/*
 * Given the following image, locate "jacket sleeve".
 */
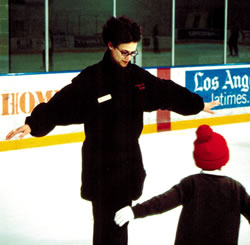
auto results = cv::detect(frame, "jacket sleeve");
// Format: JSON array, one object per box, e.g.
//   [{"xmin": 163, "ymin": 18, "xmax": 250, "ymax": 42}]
[
  {"xmin": 138, "ymin": 68, "xmax": 204, "ymax": 115},
  {"xmin": 240, "ymin": 185, "xmax": 250, "ymax": 224},
  {"xmin": 132, "ymin": 175, "xmax": 195, "ymax": 218},
  {"xmin": 25, "ymin": 70, "xmax": 90, "ymax": 137},
  {"xmin": 132, "ymin": 185, "xmax": 182, "ymax": 218}
]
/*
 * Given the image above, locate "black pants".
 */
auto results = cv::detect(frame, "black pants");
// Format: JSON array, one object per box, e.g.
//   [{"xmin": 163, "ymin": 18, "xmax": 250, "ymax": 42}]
[{"xmin": 92, "ymin": 195, "xmax": 131, "ymax": 245}]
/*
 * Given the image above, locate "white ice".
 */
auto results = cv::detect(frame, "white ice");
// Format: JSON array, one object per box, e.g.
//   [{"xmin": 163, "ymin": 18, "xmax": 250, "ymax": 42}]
[{"xmin": 0, "ymin": 122, "xmax": 249, "ymax": 245}]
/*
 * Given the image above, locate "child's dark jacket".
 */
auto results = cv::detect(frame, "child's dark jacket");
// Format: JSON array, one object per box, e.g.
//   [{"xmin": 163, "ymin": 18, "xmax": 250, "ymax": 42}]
[{"xmin": 133, "ymin": 173, "xmax": 250, "ymax": 245}]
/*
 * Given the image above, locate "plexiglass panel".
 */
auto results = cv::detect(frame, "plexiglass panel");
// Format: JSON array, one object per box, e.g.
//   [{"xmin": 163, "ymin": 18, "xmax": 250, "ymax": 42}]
[
  {"xmin": 49, "ymin": 0, "xmax": 112, "ymax": 72},
  {"xmin": 8, "ymin": 0, "xmax": 112, "ymax": 73},
  {"xmin": 175, "ymin": 0, "xmax": 225, "ymax": 66},
  {"xmin": 2, "ymin": 0, "xmax": 250, "ymax": 74},
  {"xmin": 9, "ymin": 0, "xmax": 45, "ymax": 73},
  {"xmin": 117, "ymin": 0, "xmax": 172, "ymax": 67},
  {"xmin": 227, "ymin": 0, "xmax": 250, "ymax": 64}
]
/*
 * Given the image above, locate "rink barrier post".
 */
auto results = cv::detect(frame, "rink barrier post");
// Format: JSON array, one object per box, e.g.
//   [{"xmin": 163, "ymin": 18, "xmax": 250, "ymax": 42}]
[{"xmin": 157, "ymin": 68, "xmax": 171, "ymax": 131}]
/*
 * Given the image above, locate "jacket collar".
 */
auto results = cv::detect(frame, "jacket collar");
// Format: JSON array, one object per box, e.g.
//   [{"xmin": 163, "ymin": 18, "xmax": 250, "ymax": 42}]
[
  {"xmin": 102, "ymin": 49, "xmax": 132, "ymax": 73},
  {"xmin": 200, "ymin": 169, "xmax": 224, "ymax": 176}
]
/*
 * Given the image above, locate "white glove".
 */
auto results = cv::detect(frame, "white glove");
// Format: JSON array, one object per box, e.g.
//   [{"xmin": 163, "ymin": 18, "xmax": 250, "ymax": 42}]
[{"xmin": 114, "ymin": 206, "xmax": 135, "ymax": 227}]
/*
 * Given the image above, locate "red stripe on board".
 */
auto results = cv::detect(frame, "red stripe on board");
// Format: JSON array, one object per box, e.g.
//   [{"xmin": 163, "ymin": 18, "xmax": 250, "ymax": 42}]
[{"xmin": 157, "ymin": 68, "xmax": 171, "ymax": 131}]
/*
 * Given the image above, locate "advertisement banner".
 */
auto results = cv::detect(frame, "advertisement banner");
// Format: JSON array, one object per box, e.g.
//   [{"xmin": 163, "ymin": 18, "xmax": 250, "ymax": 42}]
[
  {"xmin": 186, "ymin": 67, "xmax": 250, "ymax": 109},
  {"xmin": 0, "ymin": 70, "xmax": 158, "ymax": 143}
]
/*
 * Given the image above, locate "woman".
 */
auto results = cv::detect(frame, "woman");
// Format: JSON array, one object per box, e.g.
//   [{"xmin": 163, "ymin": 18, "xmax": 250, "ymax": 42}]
[{"xmin": 6, "ymin": 16, "xmax": 218, "ymax": 245}]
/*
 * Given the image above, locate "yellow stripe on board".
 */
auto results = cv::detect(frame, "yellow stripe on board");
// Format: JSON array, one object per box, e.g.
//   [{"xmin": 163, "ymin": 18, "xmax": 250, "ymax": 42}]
[
  {"xmin": 171, "ymin": 113, "xmax": 250, "ymax": 131},
  {"xmin": 142, "ymin": 123, "xmax": 157, "ymax": 134},
  {"xmin": 0, "ymin": 124, "xmax": 158, "ymax": 152},
  {"xmin": 0, "ymin": 132, "xmax": 85, "ymax": 152},
  {"xmin": 1, "ymin": 114, "xmax": 250, "ymax": 152}
]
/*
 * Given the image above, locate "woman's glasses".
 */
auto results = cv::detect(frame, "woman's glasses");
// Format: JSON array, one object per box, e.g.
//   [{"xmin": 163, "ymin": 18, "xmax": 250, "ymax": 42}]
[{"xmin": 117, "ymin": 47, "xmax": 138, "ymax": 57}]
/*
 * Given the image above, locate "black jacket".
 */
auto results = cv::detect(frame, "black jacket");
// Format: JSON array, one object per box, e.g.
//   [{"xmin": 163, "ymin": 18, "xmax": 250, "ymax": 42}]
[
  {"xmin": 133, "ymin": 173, "xmax": 250, "ymax": 245},
  {"xmin": 26, "ymin": 50, "xmax": 204, "ymax": 201}
]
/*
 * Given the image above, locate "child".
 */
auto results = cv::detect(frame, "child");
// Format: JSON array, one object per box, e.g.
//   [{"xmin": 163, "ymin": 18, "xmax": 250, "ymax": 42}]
[{"xmin": 114, "ymin": 124, "xmax": 250, "ymax": 245}]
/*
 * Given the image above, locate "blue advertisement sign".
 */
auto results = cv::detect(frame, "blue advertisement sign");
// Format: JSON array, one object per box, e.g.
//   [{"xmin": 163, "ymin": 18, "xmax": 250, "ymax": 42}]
[{"xmin": 186, "ymin": 68, "xmax": 250, "ymax": 109}]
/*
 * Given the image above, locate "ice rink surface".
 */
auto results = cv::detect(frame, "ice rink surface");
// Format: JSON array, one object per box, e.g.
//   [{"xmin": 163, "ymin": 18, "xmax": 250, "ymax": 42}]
[{"xmin": 0, "ymin": 122, "xmax": 249, "ymax": 245}]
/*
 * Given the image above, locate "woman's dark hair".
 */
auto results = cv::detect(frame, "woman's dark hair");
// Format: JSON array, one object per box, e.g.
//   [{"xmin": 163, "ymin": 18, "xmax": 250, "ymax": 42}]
[{"xmin": 102, "ymin": 16, "xmax": 142, "ymax": 47}]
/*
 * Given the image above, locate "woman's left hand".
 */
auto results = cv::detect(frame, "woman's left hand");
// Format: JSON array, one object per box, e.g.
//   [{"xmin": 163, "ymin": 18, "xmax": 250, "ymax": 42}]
[{"xmin": 203, "ymin": 101, "xmax": 220, "ymax": 114}]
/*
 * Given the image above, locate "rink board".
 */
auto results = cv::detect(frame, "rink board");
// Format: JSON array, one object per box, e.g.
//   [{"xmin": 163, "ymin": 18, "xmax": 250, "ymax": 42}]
[{"xmin": 1, "ymin": 63, "xmax": 250, "ymax": 151}]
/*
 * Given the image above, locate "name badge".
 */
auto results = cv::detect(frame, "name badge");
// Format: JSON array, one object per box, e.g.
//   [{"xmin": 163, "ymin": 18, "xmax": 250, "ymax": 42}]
[{"xmin": 98, "ymin": 94, "xmax": 112, "ymax": 103}]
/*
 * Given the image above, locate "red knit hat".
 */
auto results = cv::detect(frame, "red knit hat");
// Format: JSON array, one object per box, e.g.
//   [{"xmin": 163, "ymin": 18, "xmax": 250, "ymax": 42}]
[{"xmin": 193, "ymin": 125, "xmax": 229, "ymax": 170}]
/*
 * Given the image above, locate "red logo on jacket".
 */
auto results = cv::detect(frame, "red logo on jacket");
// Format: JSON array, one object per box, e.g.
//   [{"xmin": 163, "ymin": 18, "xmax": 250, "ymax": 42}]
[{"xmin": 135, "ymin": 83, "xmax": 145, "ymax": 90}]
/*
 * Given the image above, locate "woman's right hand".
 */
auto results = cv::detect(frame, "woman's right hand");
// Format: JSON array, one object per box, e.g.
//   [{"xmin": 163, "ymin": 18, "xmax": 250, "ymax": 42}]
[{"xmin": 6, "ymin": 124, "xmax": 31, "ymax": 140}]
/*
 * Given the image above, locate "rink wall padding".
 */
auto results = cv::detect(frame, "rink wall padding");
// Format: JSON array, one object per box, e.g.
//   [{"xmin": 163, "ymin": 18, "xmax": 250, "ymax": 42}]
[{"xmin": 1, "ymin": 63, "xmax": 250, "ymax": 152}]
